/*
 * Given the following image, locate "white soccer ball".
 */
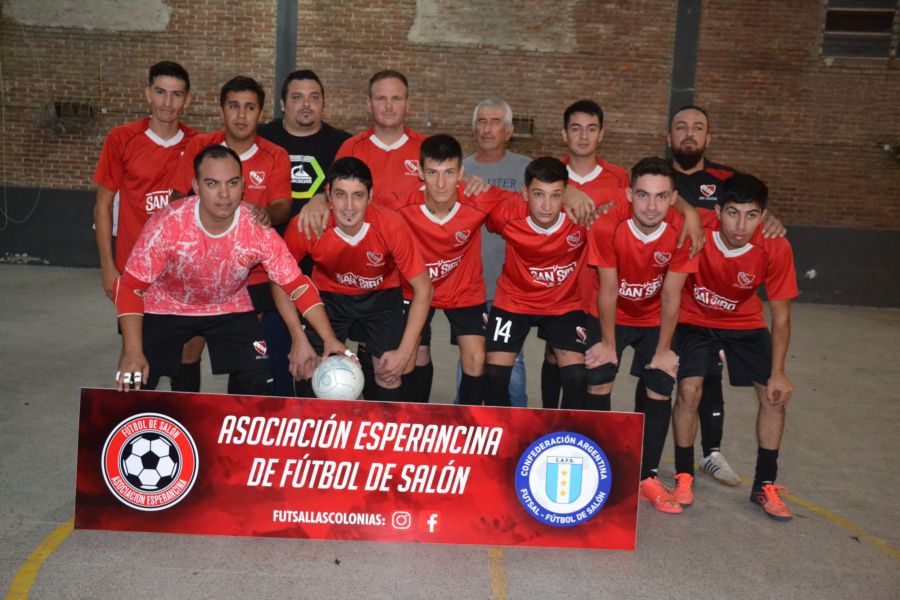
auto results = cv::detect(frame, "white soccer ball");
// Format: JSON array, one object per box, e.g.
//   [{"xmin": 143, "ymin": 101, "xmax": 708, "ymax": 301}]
[
  {"xmin": 312, "ymin": 355, "xmax": 365, "ymax": 400},
  {"xmin": 121, "ymin": 433, "xmax": 180, "ymax": 491}
]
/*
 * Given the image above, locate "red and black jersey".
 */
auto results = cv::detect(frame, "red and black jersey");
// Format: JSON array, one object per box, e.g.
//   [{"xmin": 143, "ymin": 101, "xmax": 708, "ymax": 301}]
[
  {"xmin": 395, "ymin": 185, "xmax": 517, "ymax": 308},
  {"xmin": 672, "ymin": 158, "xmax": 735, "ymax": 216},
  {"xmin": 93, "ymin": 117, "xmax": 198, "ymax": 272},
  {"xmin": 587, "ymin": 202, "xmax": 697, "ymax": 326},
  {"xmin": 335, "ymin": 127, "xmax": 427, "ymax": 207},
  {"xmin": 487, "ymin": 197, "xmax": 588, "ymax": 316},
  {"xmin": 680, "ymin": 229, "xmax": 798, "ymax": 330},
  {"xmin": 283, "ymin": 203, "xmax": 426, "ymax": 295}
]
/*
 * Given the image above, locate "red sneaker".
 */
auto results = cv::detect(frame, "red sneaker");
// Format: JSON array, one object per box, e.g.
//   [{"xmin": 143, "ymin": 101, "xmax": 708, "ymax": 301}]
[
  {"xmin": 672, "ymin": 473, "xmax": 694, "ymax": 506},
  {"xmin": 639, "ymin": 477, "xmax": 683, "ymax": 514},
  {"xmin": 751, "ymin": 483, "xmax": 793, "ymax": 521}
]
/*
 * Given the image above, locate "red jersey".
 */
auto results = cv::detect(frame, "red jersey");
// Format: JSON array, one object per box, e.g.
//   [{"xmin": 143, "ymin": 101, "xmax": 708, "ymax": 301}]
[
  {"xmin": 283, "ymin": 203, "xmax": 426, "ymax": 295},
  {"xmin": 124, "ymin": 198, "xmax": 315, "ymax": 316},
  {"xmin": 174, "ymin": 131, "xmax": 292, "ymax": 286},
  {"xmin": 335, "ymin": 127, "xmax": 427, "ymax": 206},
  {"xmin": 680, "ymin": 229, "xmax": 798, "ymax": 329},
  {"xmin": 587, "ymin": 203, "xmax": 697, "ymax": 326},
  {"xmin": 564, "ymin": 156, "xmax": 629, "ymax": 206},
  {"xmin": 93, "ymin": 117, "xmax": 198, "ymax": 272},
  {"xmin": 487, "ymin": 197, "xmax": 587, "ymax": 316},
  {"xmin": 395, "ymin": 185, "xmax": 517, "ymax": 308}
]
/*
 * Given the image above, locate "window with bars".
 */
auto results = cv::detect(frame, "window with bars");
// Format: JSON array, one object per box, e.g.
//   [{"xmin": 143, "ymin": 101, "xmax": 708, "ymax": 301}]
[{"xmin": 823, "ymin": 0, "xmax": 899, "ymax": 58}]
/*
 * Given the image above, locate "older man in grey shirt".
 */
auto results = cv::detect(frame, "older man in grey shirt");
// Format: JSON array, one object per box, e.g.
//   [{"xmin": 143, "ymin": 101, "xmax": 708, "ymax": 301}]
[{"xmin": 461, "ymin": 98, "xmax": 531, "ymax": 407}]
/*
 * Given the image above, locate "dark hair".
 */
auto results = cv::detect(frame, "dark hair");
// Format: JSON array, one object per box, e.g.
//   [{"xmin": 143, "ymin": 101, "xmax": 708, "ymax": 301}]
[
  {"xmin": 630, "ymin": 156, "xmax": 675, "ymax": 188},
  {"xmin": 368, "ymin": 70, "xmax": 408, "ymax": 96},
  {"xmin": 280, "ymin": 69, "xmax": 324, "ymax": 103},
  {"xmin": 420, "ymin": 134, "xmax": 462, "ymax": 166},
  {"xmin": 564, "ymin": 99, "xmax": 603, "ymax": 129},
  {"xmin": 149, "ymin": 61, "xmax": 190, "ymax": 92},
  {"xmin": 193, "ymin": 144, "xmax": 242, "ymax": 180},
  {"xmin": 720, "ymin": 173, "xmax": 768, "ymax": 211},
  {"xmin": 670, "ymin": 104, "xmax": 710, "ymax": 130},
  {"xmin": 219, "ymin": 76, "xmax": 265, "ymax": 110},
  {"xmin": 524, "ymin": 156, "xmax": 568, "ymax": 187},
  {"xmin": 328, "ymin": 157, "xmax": 373, "ymax": 192}
]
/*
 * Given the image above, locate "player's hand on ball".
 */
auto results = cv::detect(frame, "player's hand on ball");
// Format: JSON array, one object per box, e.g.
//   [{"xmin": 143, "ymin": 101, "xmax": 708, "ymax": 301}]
[
  {"xmin": 585, "ymin": 341, "xmax": 617, "ymax": 369},
  {"xmin": 766, "ymin": 372, "xmax": 794, "ymax": 407},
  {"xmin": 116, "ymin": 351, "xmax": 149, "ymax": 392},
  {"xmin": 323, "ymin": 338, "xmax": 353, "ymax": 360},
  {"xmin": 647, "ymin": 349, "xmax": 679, "ymax": 379}
]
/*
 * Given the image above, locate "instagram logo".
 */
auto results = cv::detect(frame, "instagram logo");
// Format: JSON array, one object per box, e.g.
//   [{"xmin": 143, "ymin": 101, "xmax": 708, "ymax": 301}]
[{"xmin": 391, "ymin": 511, "xmax": 412, "ymax": 530}]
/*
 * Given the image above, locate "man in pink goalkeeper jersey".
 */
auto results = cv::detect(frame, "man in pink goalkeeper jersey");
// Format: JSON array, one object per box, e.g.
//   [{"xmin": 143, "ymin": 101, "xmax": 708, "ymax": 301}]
[{"xmin": 113, "ymin": 145, "xmax": 345, "ymax": 394}]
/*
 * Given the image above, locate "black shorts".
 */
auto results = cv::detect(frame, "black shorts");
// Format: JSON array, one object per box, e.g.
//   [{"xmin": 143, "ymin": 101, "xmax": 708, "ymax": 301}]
[
  {"xmin": 485, "ymin": 306, "xmax": 587, "ymax": 355},
  {"xmin": 248, "ymin": 282, "xmax": 276, "ymax": 314},
  {"xmin": 142, "ymin": 312, "xmax": 269, "ymax": 378},
  {"xmin": 585, "ymin": 319, "xmax": 674, "ymax": 396},
  {"xmin": 306, "ymin": 288, "xmax": 403, "ymax": 358},
  {"xmin": 675, "ymin": 324, "xmax": 771, "ymax": 387},
  {"xmin": 403, "ymin": 301, "xmax": 487, "ymax": 346}
]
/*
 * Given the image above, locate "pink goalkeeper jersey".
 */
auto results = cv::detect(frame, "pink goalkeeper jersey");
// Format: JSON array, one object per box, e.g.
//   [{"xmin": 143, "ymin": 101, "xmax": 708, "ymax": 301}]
[{"xmin": 124, "ymin": 198, "xmax": 311, "ymax": 316}]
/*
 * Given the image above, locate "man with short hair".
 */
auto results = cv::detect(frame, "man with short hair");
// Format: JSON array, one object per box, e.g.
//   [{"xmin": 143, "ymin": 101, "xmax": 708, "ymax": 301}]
[
  {"xmin": 114, "ymin": 145, "xmax": 344, "ymax": 394},
  {"xmin": 671, "ymin": 173, "xmax": 798, "ymax": 520},
  {"xmin": 93, "ymin": 61, "xmax": 198, "ymax": 390},
  {"xmin": 585, "ymin": 157, "xmax": 697, "ymax": 514},
  {"xmin": 462, "ymin": 98, "xmax": 532, "ymax": 407},
  {"xmin": 276, "ymin": 157, "xmax": 433, "ymax": 402},
  {"xmin": 667, "ymin": 105, "xmax": 786, "ymax": 486},
  {"xmin": 257, "ymin": 69, "xmax": 351, "ymax": 396},
  {"xmin": 484, "ymin": 157, "xmax": 590, "ymax": 409}
]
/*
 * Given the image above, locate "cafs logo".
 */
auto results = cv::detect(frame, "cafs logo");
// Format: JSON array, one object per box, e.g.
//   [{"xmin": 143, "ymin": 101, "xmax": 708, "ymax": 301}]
[
  {"xmin": 515, "ymin": 432, "xmax": 612, "ymax": 527},
  {"xmin": 101, "ymin": 413, "xmax": 198, "ymax": 511}
]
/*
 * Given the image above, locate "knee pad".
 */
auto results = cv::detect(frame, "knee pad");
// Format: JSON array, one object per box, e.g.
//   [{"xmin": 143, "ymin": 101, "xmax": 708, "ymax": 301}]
[
  {"xmin": 643, "ymin": 368, "xmax": 675, "ymax": 398},
  {"xmin": 586, "ymin": 363, "xmax": 617, "ymax": 387}
]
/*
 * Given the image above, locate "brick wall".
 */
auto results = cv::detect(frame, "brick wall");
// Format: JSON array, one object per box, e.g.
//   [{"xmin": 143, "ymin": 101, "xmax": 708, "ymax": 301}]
[{"xmin": 1, "ymin": 0, "xmax": 897, "ymax": 229}]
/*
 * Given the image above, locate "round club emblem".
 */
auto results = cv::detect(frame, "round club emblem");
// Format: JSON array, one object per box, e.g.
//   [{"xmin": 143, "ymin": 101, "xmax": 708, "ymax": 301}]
[
  {"xmin": 101, "ymin": 413, "xmax": 198, "ymax": 511},
  {"xmin": 515, "ymin": 431, "xmax": 612, "ymax": 527}
]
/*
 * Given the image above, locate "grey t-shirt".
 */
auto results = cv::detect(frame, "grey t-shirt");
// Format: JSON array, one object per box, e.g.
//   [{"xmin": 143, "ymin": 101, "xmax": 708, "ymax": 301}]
[{"xmin": 462, "ymin": 151, "xmax": 532, "ymax": 300}]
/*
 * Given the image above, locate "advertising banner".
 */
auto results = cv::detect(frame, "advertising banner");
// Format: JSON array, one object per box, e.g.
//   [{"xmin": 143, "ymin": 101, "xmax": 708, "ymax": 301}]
[{"xmin": 76, "ymin": 388, "xmax": 643, "ymax": 550}]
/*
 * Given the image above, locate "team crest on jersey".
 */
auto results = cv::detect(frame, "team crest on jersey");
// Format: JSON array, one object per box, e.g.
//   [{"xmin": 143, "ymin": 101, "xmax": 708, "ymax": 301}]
[
  {"xmin": 404, "ymin": 159, "xmax": 419, "ymax": 175},
  {"xmin": 736, "ymin": 271, "xmax": 756, "ymax": 288},
  {"xmin": 249, "ymin": 171, "xmax": 266, "ymax": 187},
  {"xmin": 700, "ymin": 184, "xmax": 716, "ymax": 198},
  {"xmin": 454, "ymin": 230, "xmax": 471, "ymax": 246},
  {"xmin": 253, "ymin": 341, "xmax": 268, "ymax": 357},
  {"xmin": 566, "ymin": 231, "xmax": 583, "ymax": 248},
  {"xmin": 235, "ymin": 250, "xmax": 257, "ymax": 268},
  {"xmin": 653, "ymin": 252, "xmax": 672, "ymax": 267},
  {"xmin": 366, "ymin": 252, "xmax": 385, "ymax": 267},
  {"xmin": 575, "ymin": 326, "xmax": 587, "ymax": 344},
  {"xmin": 101, "ymin": 413, "xmax": 198, "ymax": 512}
]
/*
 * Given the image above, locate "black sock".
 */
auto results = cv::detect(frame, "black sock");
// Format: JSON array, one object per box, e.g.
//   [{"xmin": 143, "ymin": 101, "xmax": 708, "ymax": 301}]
[
  {"xmin": 559, "ymin": 364, "xmax": 587, "ymax": 410},
  {"xmin": 699, "ymin": 375, "xmax": 724, "ymax": 456},
  {"xmin": 754, "ymin": 447, "xmax": 779, "ymax": 485},
  {"xmin": 484, "ymin": 364, "xmax": 512, "ymax": 406},
  {"xmin": 170, "ymin": 360, "xmax": 201, "ymax": 392},
  {"xmin": 541, "ymin": 358, "xmax": 561, "ymax": 409},
  {"xmin": 641, "ymin": 396, "xmax": 673, "ymax": 480},
  {"xmin": 373, "ymin": 383, "xmax": 401, "ymax": 402},
  {"xmin": 633, "ymin": 380, "xmax": 646, "ymax": 413},
  {"xmin": 586, "ymin": 392, "xmax": 611, "ymax": 411},
  {"xmin": 675, "ymin": 445, "xmax": 695, "ymax": 476},
  {"xmin": 357, "ymin": 346, "xmax": 376, "ymax": 400},
  {"xmin": 294, "ymin": 378, "xmax": 315, "ymax": 399},
  {"xmin": 418, "ymin": 362, "xmax": 434, "ymax": 402},
  {"xmin": 459, "ymin": 373, "xmax": 484, "ymax": 406}
]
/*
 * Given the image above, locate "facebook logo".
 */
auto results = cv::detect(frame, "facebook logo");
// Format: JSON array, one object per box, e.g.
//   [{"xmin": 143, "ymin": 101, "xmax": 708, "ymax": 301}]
[{"xmin": 420, "ymin": 512, "xmax": 440, "ymax": 534}]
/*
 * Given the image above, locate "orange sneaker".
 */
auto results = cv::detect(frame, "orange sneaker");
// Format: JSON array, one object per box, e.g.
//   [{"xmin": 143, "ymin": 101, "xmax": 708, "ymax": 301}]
[
  {"xmin": 751, "ymin": 483, "xmax": 793, "ymax": 521},
  {"xmin": 672, "ymin": 473, "xmax": 694, "ymax": 506},
  {"xmin": 639, "ymin": 477, "xmax": 683, "ymax": 514}
]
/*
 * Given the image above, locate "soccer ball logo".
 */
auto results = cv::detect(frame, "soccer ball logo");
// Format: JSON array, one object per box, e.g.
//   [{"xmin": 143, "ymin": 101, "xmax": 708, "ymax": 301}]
[
  {"xmin": 121, "ymin": 433, "xmax": 180, "ymax": 492},
  {"xmin": 312, "ymin": 355, "xmax": 365, "ymax": 400}
]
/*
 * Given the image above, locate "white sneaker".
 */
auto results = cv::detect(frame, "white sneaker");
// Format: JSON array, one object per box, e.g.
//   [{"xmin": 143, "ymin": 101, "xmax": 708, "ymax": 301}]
[{"xmin": 699, "ymin": 451, "xmax": 741, "ymax": 486}]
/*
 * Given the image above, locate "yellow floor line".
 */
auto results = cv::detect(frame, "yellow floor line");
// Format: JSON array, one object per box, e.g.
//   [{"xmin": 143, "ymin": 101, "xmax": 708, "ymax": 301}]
[
  {"xmin": 488, "ymin": 546, "xmax": 507, "ymax": 600},
  {"xmin": 4, "ymin": 518, "xmax": 74, "ymax": 600}
]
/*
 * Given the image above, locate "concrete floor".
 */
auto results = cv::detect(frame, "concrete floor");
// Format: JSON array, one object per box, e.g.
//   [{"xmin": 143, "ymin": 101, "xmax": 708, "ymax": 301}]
[{"xmin": 1, "ymin": 264, "xmax": 897, "ymax": 599}]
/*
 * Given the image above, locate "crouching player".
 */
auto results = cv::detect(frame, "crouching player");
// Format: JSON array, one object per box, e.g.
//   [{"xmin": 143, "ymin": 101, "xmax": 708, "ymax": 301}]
[
  {"xmin": 671, "ymin": 173, "xmax": 798, "ymax": 520},
  {"xmin": 114, "ymin": 145, "xmax": 345, "ymax": 393},
  {"xmin": 485, "ymin": 157, "xmax": 590, "ymax": 408},
  {"xmin": 585, "ymin": 157, "xmax": 697, "ymax": 513},
  {"xmin": 276, "ymin": 157, "xmax": 432, "ymax": 401}
]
